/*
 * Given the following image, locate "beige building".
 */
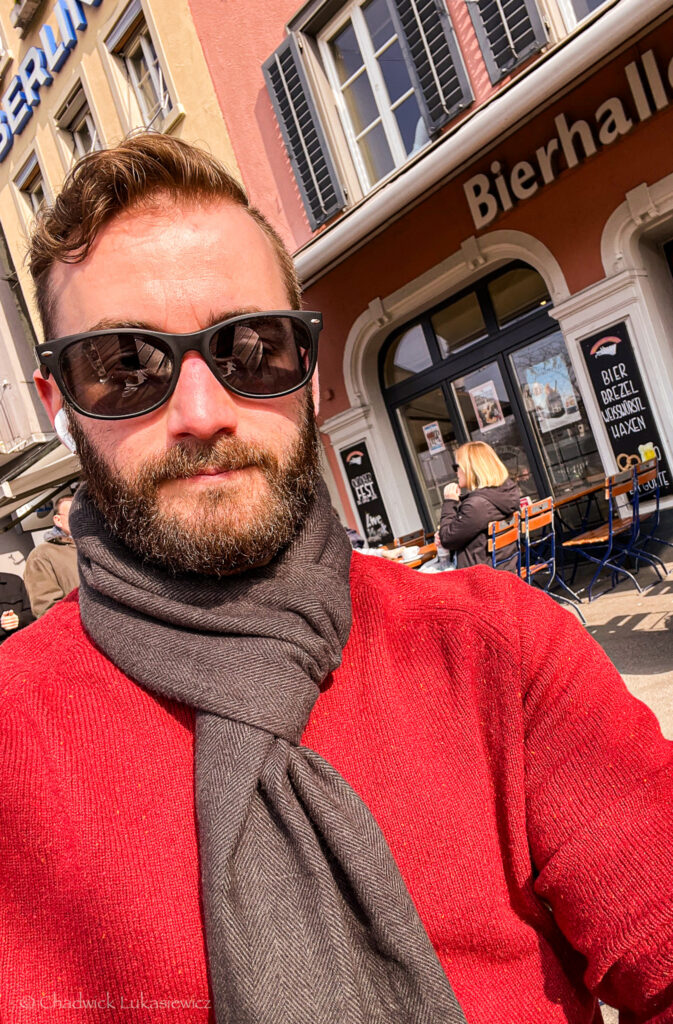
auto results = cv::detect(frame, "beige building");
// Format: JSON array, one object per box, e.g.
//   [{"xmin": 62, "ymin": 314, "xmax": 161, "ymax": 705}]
[{"xmin": 0, "ymin": 0, "xmax": 240, "ymax": 569}]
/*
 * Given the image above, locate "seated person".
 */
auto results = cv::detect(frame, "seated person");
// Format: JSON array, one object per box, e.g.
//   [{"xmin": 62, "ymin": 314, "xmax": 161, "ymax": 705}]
[{"xmin": 438, "ymin": 441, "xmax": 520, "ymax": 569}]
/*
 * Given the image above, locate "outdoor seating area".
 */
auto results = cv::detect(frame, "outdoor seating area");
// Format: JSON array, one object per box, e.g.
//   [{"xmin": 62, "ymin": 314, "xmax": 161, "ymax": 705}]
[
  {"xmin": 350, "ymin": 458, "xmax": 671, "ymax": 626},
  {"xmin": 560, "ymin": 458, "xmax": 672, "ymax": 601},
  {"xmin": 484, "ymin": 458, "xmax": 671, "ymax": 618}
]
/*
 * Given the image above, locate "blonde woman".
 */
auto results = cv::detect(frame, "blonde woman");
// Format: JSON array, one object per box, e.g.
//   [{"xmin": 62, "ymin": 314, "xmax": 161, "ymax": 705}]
[{"xmin": 438, "ymin": 442, "xmax": 520, "ymax": 569}]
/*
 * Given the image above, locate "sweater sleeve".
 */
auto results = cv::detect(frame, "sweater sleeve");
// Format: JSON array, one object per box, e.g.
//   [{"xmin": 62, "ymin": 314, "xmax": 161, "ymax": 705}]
[
  {"xmin": 515, "ymin": 586, "xmax": 673, "ymax": 1021},
  {"xmin": 1, "ymin": 578, "xmax": 34, "ymax": 636},
  {"xmin": 438, "ymin": 494, "xmax": 490, "ymax": 551}
]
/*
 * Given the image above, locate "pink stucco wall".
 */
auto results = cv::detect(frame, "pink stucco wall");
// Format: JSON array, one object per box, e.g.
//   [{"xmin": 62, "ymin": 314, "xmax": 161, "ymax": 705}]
[
  {"xmin": 186, "ymin": 0, "xmax": 313, "ymax": 251},
  {"xmin": 187, "ymin": 0, "xmax": 502, "ymax": 254}
]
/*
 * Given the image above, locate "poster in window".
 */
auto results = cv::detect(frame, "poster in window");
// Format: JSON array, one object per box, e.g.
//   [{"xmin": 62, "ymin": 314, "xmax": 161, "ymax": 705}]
[
  {"xmin": 468, "ymin": 380, "xmax": 504, "ymax": 433},
  {"xmin": 422, "ymin": 421, "xmax": 446, "ymax": 454},
  {"xmin": 524, "ymin": 354, "xmax": 581, "ymax": 433}
]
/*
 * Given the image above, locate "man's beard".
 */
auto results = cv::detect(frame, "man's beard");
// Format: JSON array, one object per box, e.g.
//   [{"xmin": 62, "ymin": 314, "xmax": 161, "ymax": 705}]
[{"xmin": 66, "ymin": 395, "xmax": 323, "ymax": 576}]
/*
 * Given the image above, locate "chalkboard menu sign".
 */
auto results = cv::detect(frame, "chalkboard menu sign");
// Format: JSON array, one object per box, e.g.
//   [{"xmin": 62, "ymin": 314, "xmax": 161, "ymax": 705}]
[
  {"xmin": 340, "ymin": 441, "xmax": 393, "ymax": 545},
  {"xmin": 580, "ymin": 322, "xmax": 671, "ymax": 497}
]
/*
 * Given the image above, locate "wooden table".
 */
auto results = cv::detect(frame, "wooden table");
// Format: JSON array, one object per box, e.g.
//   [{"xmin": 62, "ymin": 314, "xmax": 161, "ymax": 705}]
[
  {"xmin": 554, "ymin": 477, "xmax": 604, "ymax": 509},
  {"xmin": 404, "ymin": 543, "xmax": 438, "ymax": 570}
]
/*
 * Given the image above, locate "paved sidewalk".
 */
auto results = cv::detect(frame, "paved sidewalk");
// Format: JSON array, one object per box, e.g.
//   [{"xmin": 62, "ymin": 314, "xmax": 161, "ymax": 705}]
[
  {"xmin": 580, "ymin": 558, "xmax": 673, "ymax": 739},
  {"xmin": 562, "ymin": 557, "xmax": 672, "ymax": 1024}
]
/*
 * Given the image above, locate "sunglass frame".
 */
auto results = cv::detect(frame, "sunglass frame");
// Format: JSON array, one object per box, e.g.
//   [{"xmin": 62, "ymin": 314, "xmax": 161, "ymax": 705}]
[{"xmin": 36, "ymin": 309, "xmax": 323, "ymax": 420}]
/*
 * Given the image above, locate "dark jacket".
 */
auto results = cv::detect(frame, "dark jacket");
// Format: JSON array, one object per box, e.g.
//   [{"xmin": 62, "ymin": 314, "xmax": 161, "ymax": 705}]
[
  {"xmin": 439, "ymin": 478, "xmax": 520, "ymax": 570},
  {"xmin": 0, "ymin": 572, "xmax": 35, "ymax": 645}
]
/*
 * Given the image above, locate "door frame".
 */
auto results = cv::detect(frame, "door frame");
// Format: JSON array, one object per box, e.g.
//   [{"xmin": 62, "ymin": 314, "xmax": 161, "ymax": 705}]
[{"xmin": 380, "ymin": 266, "xmax": 560, "ymax": 530}]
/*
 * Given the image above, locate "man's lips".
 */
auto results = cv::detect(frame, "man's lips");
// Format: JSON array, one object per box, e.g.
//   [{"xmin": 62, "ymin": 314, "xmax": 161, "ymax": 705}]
[{"xmin": 170, "ymin": 465, "xmax": 256, "ymax": 483}]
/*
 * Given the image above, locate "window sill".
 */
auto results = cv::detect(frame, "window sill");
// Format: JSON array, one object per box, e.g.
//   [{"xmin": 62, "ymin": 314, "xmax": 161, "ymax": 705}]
[
  {"xmin": 0, "ymin": 48, "xmax": 13, "ymax": 80},
  {"xmin": 161, "ymin": 103, "xmax": 185, "ymax": 135},
  {"xmin": 9, "ymin": 0, "xmax": 44, "ymax": 37}
]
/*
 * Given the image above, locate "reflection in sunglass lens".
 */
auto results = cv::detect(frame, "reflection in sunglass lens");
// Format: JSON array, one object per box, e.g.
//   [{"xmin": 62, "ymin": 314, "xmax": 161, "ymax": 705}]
[
  {"xmin": 209, "ymin": 316, "xmax": 310, "ymax": 396},
  {"xmin": 60, "ymin": 333, "xmax": 174, "ymax": 416}
]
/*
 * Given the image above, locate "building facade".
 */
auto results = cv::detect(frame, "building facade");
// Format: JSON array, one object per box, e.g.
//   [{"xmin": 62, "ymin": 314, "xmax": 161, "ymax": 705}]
[
  {"xmin": 189, "ymin": 0, "xmax": 673, "ymax": 543},
  {"xmin": 0, "ymin": 0, "xmax": 241, "ymax": 567}
]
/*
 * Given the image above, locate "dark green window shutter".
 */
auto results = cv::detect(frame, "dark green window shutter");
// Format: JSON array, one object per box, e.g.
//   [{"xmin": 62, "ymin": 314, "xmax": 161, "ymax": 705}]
[
  {"xmin": 390, "ymin": 0, "xmax": 473, "ymax": 133},
  {"xmin": 467, "ymin": 0, "xmax": 547, "ymax": 84},
  {"xmin": 263, "ymin": 35, "xmax": 345, "ymax": 231}
]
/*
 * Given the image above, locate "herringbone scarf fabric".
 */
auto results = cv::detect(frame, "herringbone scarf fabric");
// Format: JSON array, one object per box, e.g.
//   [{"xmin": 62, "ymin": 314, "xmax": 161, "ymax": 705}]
[{"xmin": 71, "ymin": 481, "xmax": 468, "ymax": 1024}]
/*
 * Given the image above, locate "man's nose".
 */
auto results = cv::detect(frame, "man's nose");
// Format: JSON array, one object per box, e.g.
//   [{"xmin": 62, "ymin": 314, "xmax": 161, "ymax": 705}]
[{"xmin": 165, "ymin": 351, "xmax": 239, "ymax": 441}]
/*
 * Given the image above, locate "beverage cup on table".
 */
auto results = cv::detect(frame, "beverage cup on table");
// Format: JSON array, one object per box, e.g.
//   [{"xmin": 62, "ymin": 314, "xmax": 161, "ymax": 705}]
[
  {"xmin": 434, "ymin": 529, "xmax": 453, "ymax": 569},
  {"xmin": 437, "ymin": 545, "xmax": 453, "ymax": 568}
]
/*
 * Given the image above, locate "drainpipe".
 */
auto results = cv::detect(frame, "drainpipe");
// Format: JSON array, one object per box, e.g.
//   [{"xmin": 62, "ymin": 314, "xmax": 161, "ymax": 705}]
[{"xmin": 295, "ymin": 0, "xmax": 672, "ymax": 287}]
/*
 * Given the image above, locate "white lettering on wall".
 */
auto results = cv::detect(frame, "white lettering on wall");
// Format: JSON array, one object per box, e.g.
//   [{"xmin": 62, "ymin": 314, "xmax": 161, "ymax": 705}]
[{"xmin": 463, "ymin": 49, "xmax": 670, "ymax": 230}]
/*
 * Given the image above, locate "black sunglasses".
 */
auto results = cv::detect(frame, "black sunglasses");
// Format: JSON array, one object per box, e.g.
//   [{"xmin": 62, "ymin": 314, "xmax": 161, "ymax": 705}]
[
  {"xmin": 452, "ymin": 462, "xmax": 461, "ymax": 473},
  {"xmin": 36, "ymin": 310, "xmax": 322, "ymax": 420}
]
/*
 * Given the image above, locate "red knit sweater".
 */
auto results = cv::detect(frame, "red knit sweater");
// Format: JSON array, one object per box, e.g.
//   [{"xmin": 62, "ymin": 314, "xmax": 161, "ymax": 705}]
[{"xmin": 1, "ymin": 559, "xmax": 672, "ymax": 1023}]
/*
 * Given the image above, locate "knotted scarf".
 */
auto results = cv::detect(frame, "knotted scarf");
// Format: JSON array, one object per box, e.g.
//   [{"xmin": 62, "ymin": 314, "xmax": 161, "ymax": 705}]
[{"xmin": 71, "ymin": 480, "xmax": 467, "ymax": 1024}]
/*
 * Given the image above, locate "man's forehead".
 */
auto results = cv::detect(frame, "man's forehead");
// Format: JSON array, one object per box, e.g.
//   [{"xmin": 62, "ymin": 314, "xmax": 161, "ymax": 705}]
[{"xmin": 47, "ymin": 199, "xmax": 288, "ymax": 337}]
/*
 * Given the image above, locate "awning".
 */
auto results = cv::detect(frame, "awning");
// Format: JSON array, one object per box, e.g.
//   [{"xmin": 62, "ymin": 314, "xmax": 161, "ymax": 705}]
[
  {"xmin": 0, "ymin": 436, "xmax": 80, "ymax": 531},
  {"xmin": 1, "ymin": 445, "xmax": 80, "ymax": 501}
]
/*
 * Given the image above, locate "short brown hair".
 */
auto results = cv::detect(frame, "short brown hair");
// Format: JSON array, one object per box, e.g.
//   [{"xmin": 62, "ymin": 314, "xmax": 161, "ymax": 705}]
[
  {"xmin": 455, "ymin": 441, "xmax": 509, "ymax": 491},
  {"xmin": 28, "ymin": 132, "xmax": 300, "ymax": 338},
  {"xmin": 53, "ymin": 495, "xmax": 73, "ymax": 515}
]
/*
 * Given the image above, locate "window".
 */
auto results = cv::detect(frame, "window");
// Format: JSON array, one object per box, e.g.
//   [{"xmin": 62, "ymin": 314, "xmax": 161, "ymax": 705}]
[
  {"xmin": 557, "ymin": 0, "xmax": 610, "ymax": 29},
  {"xmin": 383, "ymin": 323, "xmax": 433, "ymax": 386},
  {"xmin": 108, "ymin": 6, "xmax": 173, "ymax": 130},
  {"xmin": 15, "ymin": 154, "xmax": 47, "ymax": 218},
  {"xmin": 56, "ymin": 87, "xmax": 101, "ymax": 161},
  {"xmin": 466, "ymin": 0, "xmax": 547, "ymax": 83},
  {"xmin": 320, "ymin": 0, "xmax": 430, "ymax": 190},
  {"xmin": 264, "ymin": 0, "xmax": 473, "ymax": 223},
  {"xmin": 0, "ymin": 24, "xmax": 11, "ymax": 78}
]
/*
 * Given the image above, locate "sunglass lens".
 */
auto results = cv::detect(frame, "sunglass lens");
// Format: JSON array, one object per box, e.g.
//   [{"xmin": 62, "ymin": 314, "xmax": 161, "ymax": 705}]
[
  {"xmin": 60, "ymin": 333, "xmax": 174, "ymax": 416},
  {"xmin": 209, "ymin": 316, "xmax": 311, "ymax": 397}
]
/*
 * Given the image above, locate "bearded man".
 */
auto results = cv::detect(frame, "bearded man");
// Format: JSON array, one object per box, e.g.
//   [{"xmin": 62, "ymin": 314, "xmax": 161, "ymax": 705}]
[{"xmin": 1, "ymin": 134, "xmax": 671, "ymax": 1024}]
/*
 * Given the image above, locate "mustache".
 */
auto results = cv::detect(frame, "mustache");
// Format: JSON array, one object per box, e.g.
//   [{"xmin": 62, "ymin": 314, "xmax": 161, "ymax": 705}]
[
  {"xmin": 65, "ymin": 408, "xmax": 281, "ymax": 489},
  {"xmin": 135, "ymin": 436, "xmax": 281, "ymax": 488}
]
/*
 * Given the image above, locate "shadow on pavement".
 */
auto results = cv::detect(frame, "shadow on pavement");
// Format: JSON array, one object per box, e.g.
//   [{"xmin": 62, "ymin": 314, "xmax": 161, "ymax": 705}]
[{"xmin": 586, "ymin": 612, "xmax": 673, "ymax": 676}]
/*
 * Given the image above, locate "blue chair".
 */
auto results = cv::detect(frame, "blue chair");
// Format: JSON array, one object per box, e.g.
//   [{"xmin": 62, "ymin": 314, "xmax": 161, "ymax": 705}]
[
  {"xmin": 562, "ymin": 466, "xmax": 665, "ymax": 601},
  {"xmin": 521, "ymin": 497, "xmax": 585, "ymax": 623},
  {"xmin": 488, "ymin": 512, "xmax": 521, "ymax": 575},
  {"xmin": 631, "ymin": 458, "xmax": 673, "ymax": 573}
]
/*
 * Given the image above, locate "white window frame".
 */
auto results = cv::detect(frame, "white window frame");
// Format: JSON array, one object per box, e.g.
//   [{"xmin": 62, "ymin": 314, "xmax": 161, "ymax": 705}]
[
  {"xmin": 106, "ymin": 4, "xmax": 175, "ymax": 133},
  {"xmin": 318, "ymin": 0, "xmax": 422, "ymax": 193},
  {"xmin": 14, "ymin": 152, "xmax": 49, "ymax": 222},
  {"xmin": 555, "ymin": 0, "xmax": 611, "ymax": 32},
  {"xmin": 56, "ymin": 86, "xmax": 101, "ymax": 163},
  {"xmin": 123, "ymin": 23, "xmax": 172, "ymax": 128},
  {"xmin": 122, "ymin": 23, "xmax": 172, "ymax": 129},
  {"xmin": 0, "ymin": 23, "xmax": 12, "ymax": 79}
]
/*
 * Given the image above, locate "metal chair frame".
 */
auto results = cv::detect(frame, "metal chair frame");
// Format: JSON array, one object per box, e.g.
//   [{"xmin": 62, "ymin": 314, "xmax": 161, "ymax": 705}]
[
  {"xmin": 488, "ymin": 512, "xmax": 521, "ymax": 575},
  {"xmin": 521, "ymin": 498, "xmax": 586, "ymax": 623},
  {"xmin": 562, "ymin": 464, "xmax": 665, "ymax": 601},
  {"xmin": 631, "ymin": 458, "xmax": 673, "ymax": 571}
]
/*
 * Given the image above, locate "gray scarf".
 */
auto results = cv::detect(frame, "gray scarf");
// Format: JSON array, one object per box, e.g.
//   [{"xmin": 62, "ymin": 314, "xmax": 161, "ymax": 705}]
[{"xmin": 71, "ymin": 481, "xmax": 467, "ymax": 1024}]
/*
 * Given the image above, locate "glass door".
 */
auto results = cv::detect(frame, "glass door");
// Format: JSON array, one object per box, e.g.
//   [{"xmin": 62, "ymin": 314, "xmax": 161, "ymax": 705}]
[
  {"xmin": 395, "ymin": 387, "xmax": 459, "ymax": 527},
  {"xmin": 450, "ymin": 360, "xmax": 538, "ymax": 499},
  {"xmin": 509, "ymin": 330, "xmax": 603, "ymax": 499}
]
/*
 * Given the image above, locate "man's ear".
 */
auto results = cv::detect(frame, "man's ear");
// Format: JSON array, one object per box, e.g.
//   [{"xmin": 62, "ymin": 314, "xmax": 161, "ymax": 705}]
[
  {"xmin": 33, "ymin": 367, "xmax": 63, "ymax": 426},
  {"xmin": 311, "ymin": 368, "xmax": 320, "ymax": 418}
]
